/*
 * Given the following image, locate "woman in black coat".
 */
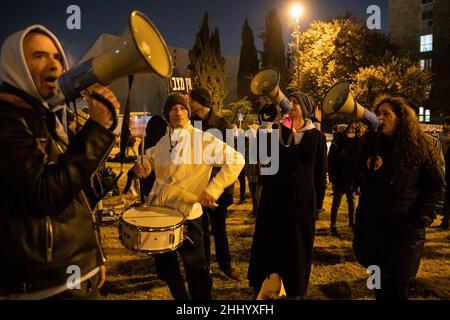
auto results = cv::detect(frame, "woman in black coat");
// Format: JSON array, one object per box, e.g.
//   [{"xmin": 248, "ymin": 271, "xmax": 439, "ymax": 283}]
[
  {"xmin": 353, "ymin": 95, "xmax": 445, "ymax": 300},
  {"xmin": 248, "ymin": 92, "xmax": 327, "ymax": 298}
]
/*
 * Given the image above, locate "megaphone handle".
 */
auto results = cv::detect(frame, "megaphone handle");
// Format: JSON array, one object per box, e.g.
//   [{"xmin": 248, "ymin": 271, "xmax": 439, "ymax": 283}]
[
  {"xmin": 361, "ymin": 108, "xmax": 381, "ymax": 131},
  {"xmin": 279, "ymin": 96, "xmax": 293, "ymax": 115},
  {"xmin": 90, "ymin": 92, "xmax": 118, "ymax": 132}
]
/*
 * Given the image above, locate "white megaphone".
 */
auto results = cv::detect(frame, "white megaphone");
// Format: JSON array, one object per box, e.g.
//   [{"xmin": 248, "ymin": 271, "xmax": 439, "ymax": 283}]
[
  {"xmin": 322, "ymin": 81, "xmax": 380, "ymax": 131},
  {"xmin": 250, "ymin": 68, "xmax": 292, "ymax": 115},
  {"xmin": 48, "ymin": 11, "xmax": 173, "ymax": 108}
]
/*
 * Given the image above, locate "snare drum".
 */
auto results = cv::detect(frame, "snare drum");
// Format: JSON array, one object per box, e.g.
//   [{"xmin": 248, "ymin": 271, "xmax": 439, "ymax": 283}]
[{"xmin": 119, "ymin": 205, "xmax": 185, "ymax": 254}]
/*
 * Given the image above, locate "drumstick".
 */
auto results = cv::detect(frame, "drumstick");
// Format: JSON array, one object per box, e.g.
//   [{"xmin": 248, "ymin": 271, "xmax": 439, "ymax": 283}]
[
  {"xmin": 139, "ymin": 132, "xmax": 145, "ymax": 205},
  {"xmin": 141, "ymin": 132, "xmax": 145, "ymax": 165}
]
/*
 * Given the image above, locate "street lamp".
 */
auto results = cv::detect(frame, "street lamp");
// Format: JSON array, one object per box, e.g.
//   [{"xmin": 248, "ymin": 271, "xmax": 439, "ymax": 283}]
[{"xmin": 290, "ymin": 4, "xmax": 303, "ymax": 90}]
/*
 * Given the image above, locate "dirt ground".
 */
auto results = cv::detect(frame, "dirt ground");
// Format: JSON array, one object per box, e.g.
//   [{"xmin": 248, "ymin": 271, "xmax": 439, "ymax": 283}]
[{"xmin": 99, "ymin": 163, "xmax": 450, "ymax": 300}]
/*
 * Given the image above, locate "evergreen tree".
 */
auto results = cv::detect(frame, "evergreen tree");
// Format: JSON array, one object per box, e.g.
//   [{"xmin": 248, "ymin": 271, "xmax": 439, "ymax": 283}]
[
  {"xmin": 237, "ymin": 18, "xmax": 259, "ymax": 104},
  {"xmin": 210, "ymin": 28, "xmax": 227, "ymax": 110},
  {"xmin": 260, "ymin": 9, "xmax": 287, "ymax": 89},
  {"xmin": 189, "ymin": 12, "xmax": 227, "ymax": 111}
]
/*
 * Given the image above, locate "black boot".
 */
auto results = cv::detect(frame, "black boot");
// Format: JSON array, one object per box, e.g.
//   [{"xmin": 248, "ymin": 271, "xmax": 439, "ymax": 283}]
[
  {"xmin": 167, "ymin": 281, "xmax": 189, "ymax": 300},
  {"xmin": 349, "ymin": 218, "xmax": 355, "ymax": 230},
  {"xmin": 330, "ymin": 226, "xmax": 339, "ymax": 236}
]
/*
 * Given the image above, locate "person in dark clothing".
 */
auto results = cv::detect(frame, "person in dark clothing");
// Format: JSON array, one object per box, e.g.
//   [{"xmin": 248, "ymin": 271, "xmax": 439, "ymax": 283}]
[
  {"xmin": 190, "ymin": 87, "xmax": 242, "ymax": 281},
  {"xmin": 248, "ymin": 91, "xmax": 327, "ymax": 298},
  {"xmin": 237, "ymin": 170, "xmax": 247, "ymax": 203},
  {"xmin": 353, "ymin": 95, "xmax": 445, "ymax": 300},
  {"xmin": 0, "ymin": 26, "xmax": 118, "ymax": 299},
  {"xmin": 246, "ymin": 124, "xmax": 261, "ymax": 217},
  {"xmin": 328, "ymin": 122, "xmax": 363, "ymax": 234},
  {"xmin": 123, "ymin": 115, "xmax": 167, "ymax": 202},
  {"xmin": 436, "ymin": 118, "xmax": 450, "ymax": 229},
  {"xmin": 232, "ymin": 125, "xmax": 247, "ymax": 204},
  {"xmin": 140, "ymin": 115, "xmax": 167, "ymax": 197},
  {"xmin": 438, "ymin": 147, "xmax": 450, "ymax": 229}
]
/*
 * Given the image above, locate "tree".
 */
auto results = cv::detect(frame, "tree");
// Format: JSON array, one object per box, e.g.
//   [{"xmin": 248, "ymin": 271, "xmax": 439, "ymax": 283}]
[
  {"xmin": 226, "ymin": 97, "xmax": 257, "ymax": 129},
  {"xmin": 210, "ymin": 28, "xmax": 228, "ymax": 111},
  {"xmin": 287, "ymin": 18, "xmax": 431, "ymax": 131},
  {"xmin": 289, "ymin": 19, "xmax": 395, "ymax": 105},
  {"xmin": 237, "ymin": 18, "xmax": 259, "ymax": 105},
  {"xmin": 260, "ymin": 9, "xmax": 287, "ymax": 89},
  {"xmin": 352, "ymin": 55, "xmax": 431, "ymax": 109},
  {"xmin": 189, "ymin": 12, "xmax": 227, "ymax": 111}
]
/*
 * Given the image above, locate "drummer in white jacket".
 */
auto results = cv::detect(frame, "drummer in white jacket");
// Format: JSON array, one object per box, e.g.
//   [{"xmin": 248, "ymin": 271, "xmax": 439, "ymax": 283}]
[{"xmin": 135, "ymin": 93, "xmax": 244, "ymax": 300}]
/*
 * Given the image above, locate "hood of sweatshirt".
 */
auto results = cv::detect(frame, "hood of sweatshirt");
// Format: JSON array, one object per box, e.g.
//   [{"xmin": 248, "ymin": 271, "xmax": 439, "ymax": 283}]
[{"xmin": 0, "ymin": 25, "xmax": 69, "ymax": 103}]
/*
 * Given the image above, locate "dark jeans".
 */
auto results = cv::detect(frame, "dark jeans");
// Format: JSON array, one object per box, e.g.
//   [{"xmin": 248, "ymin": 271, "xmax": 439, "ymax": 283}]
[
  {"xmin": 202, "ymin": 204, "xmax": 232, "ymax": 273},
  {"xmin": 48, "ymin": 274, "xmax": 101, "ymax": 300},
  {"xmin": 442, "ymin": 203, "xmax": 450, "ymax": 223},
  {"xmin": 238, "ymin": 170, "xmax": 246, "ymax": 200},
  {"xmin": 248, "ymin": 181, "xmax": 259, "ymax": 216},
  {"xmin": 154, "ymin": 217, "xmax": 212, "ymax": 300},
  {"xmin": 331, "ymin": 185, "xmax": 355, "ymax": 228}
]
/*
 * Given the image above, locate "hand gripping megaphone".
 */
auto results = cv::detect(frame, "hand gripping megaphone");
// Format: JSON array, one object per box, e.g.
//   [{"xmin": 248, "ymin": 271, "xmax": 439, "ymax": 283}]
[
  {"xmin": 322, "ymin": 81, "xmax": 380, "ymax": 131},
  {"xmin": 250, "ymin": 68, "xmax": 292, "ymax": 115},
  {"xmin": 48, "ymin": 11, "xmax": 173, "ymax": 128}
]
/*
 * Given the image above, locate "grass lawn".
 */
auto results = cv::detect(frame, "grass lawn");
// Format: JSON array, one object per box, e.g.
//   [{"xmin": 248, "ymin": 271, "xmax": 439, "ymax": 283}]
[{"xmin": 99, "ymin": 162, "xmax": 450, "ymax": 300}]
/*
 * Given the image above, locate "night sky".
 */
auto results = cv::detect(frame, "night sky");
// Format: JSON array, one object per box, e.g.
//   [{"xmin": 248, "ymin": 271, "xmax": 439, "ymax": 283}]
[{"xmin": 1, "ymin": 0, "xmax": 388, "ymax": 65}]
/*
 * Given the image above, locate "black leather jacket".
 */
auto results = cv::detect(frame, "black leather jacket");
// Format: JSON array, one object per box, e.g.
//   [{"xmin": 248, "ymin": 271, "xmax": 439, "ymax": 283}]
[{"xmin": 0, "ymin": 84, "xmax": 116, "ymax": 294}]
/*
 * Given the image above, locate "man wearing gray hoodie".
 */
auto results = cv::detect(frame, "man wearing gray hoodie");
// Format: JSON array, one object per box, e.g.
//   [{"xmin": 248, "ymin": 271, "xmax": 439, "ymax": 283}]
[{"xmin": 0, "ymin": 26, "xmax": 118, "ymax": 299}]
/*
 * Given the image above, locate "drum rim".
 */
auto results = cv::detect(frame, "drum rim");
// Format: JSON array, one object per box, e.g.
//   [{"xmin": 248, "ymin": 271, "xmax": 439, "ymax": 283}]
[
  {"xmin": 123, "ymin": 204, "xmax": 184, "ymax": 216},
  {"xmin": 119, "ymin": 216, "xmax": 185, "ymax": 232},
  {"xmin": 120, "ymin": 205, "xmax": 186, "ymax": 231}
]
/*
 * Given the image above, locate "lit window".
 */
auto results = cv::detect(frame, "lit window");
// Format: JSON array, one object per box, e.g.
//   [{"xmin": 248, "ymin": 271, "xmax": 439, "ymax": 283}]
[
  {"xmin": 419, "ymin": 107, "xmax": 424, "ymax": 123},
  {"xmin": 425, "ymin": 109, "xmax": 431, "ymax": 123},
  {"xmin": 420, "ymin": 58, "xmax": 432, "ymax": 70},
  {"xmin": 425, "ymin": 85, "xmax": 432, "ymax": 99},
  {"xmin": 420, "ymin": 34, "xmax": 433, "ymax": 52}
]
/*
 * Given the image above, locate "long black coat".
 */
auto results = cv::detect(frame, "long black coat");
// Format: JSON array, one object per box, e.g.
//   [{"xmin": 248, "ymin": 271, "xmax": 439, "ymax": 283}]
[
  {"xmin": 353, "ymin": 132, "xmax": 445, "ymax": 285},
  {"xmin": 247, "ymin": 124, "xmax": 327, "ymax": 296}
]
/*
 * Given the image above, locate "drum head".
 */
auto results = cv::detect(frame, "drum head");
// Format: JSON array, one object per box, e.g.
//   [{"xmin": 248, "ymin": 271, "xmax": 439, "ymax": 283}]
[{"xmin": 122, "ymin": 206, "xmax": 184, "ymax": 228}]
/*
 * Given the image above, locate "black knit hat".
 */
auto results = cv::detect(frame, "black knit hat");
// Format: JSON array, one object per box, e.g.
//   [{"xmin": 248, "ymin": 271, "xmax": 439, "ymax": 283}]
[
  {"xmin": 163, "ymin": 93, "xmax": 190, "ymax": 120},
  {"xmin": 190, "ymin": 87, "xmax": 212, "ymax": 108},
  {"xmin": 288, "ymin": 91, "xmax": 315, "ymax": 119}
]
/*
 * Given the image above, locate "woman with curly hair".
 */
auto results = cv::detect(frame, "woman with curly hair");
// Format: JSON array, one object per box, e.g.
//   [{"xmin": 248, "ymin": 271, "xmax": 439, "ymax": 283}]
[{"xmin": 353, "ymin": 95, "xmax": 445, "ymax": 300}]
